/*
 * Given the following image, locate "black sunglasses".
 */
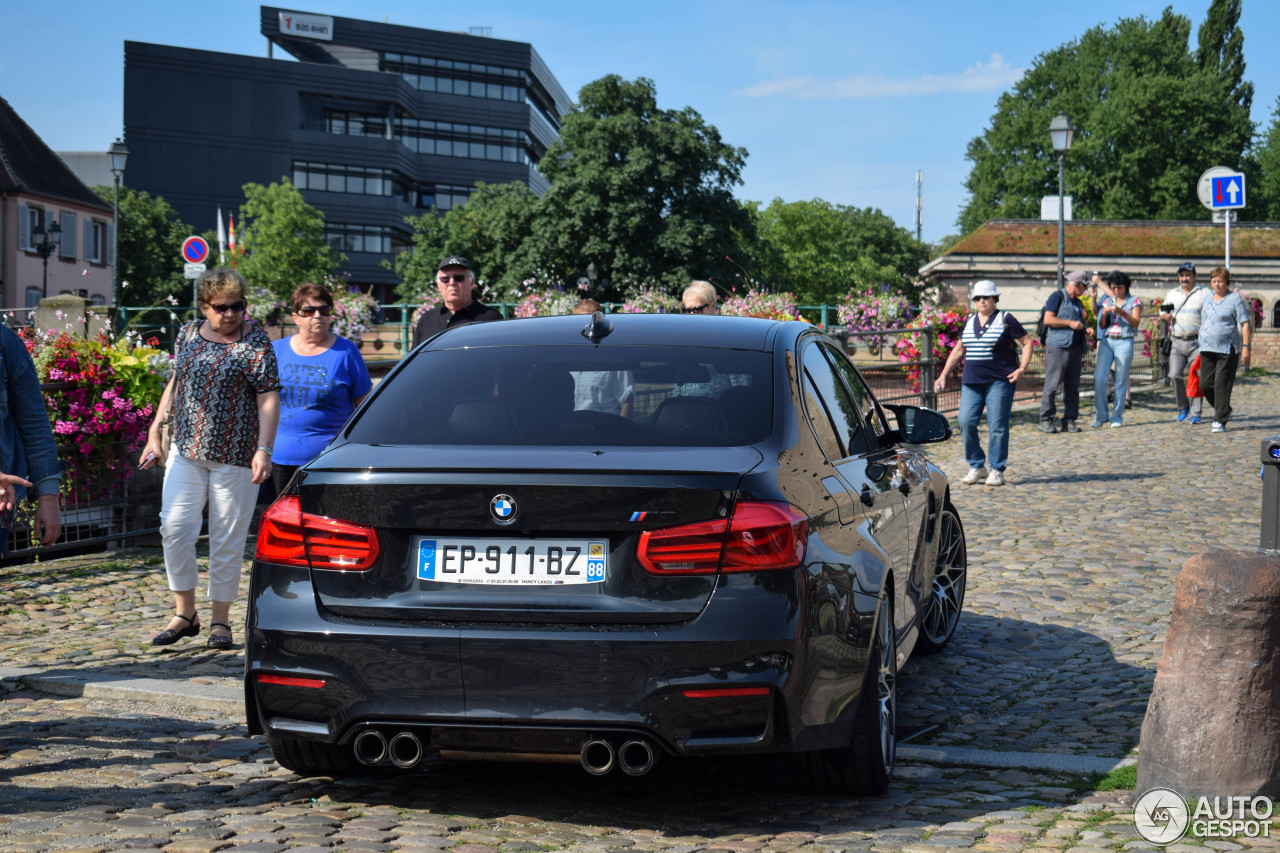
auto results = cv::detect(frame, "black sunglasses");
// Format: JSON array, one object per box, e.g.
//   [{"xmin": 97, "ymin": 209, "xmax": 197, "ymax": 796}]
[
  {"xmin": 295, "ymin": 305, "xmax": 333, "ymax": 317},
  {"xmin": 438, "ymin": 274, "xmax": 470, "ymax": 284},
  {"xmin": 207, "ymin": 300, "xmax": 246, "ymax": 314},
  {"xmin": 681, "ymin": 304, "xmax": 709, "ymax": 314}
]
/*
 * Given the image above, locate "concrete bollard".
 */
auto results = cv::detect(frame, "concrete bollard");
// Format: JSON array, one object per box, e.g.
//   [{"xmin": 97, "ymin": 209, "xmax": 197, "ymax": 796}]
[{"xmin": 1136, "ymin": 550, "xmax": 1280, "ymax": 799}]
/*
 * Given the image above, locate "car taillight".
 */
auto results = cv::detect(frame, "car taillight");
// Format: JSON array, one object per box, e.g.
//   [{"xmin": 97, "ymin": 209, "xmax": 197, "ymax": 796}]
[
  {"xmin": 255, "ymin": 495, "xmax": 381, "ymax": 571},
  {"xmin": 258, "ymin": 673, "xmax": 326, "ymax": 689},
  {"xmin": 638, "ymin": 501, "xmax": 806, "ymax": 575}
]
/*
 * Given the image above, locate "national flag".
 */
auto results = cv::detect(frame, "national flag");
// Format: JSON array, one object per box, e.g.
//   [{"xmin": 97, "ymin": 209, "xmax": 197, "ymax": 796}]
[
  {"xmin": 228, "ymin": 213, "xmax": 238, "ymax": 267},
  {"xmin": 217, "ymin": 207, "xmax": 227, "ymax": 265}
]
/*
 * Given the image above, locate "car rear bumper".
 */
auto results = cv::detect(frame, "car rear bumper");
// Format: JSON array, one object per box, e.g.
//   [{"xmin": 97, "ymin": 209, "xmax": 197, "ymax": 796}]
[{"xmin": 246, "ymin": 562, "xmax": 875, "ymax": 758}]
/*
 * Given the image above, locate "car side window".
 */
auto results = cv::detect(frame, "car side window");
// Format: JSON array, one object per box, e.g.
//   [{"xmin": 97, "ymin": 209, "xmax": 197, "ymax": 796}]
[
  {"xmin": 820, "ymin": 343, "xmax": 887, "ymax": 443},
  {"xmin": 802, "ymin": 369, "xmax": 846, "ymax": 461},
  {"xmin": 801, "ymin": 342, "xmax": 871, "ymax": 459}
]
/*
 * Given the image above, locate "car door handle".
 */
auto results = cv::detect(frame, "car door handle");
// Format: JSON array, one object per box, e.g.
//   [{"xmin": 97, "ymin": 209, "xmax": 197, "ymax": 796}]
[{"xmin": 859, "ymin": 487, "xmax": 876, "ymax": 508}]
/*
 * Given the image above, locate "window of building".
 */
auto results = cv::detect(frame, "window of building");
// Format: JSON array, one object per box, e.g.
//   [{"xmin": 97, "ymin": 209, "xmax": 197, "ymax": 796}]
[
  {"xmin": 324, "ymin": 224, "xmax": 399, "ymax": 255},
  {"xmin": 293, "ymin": 161, "xmax": 410, "ymax": 201},
  {"xmin": 325, "ymin": 110, "xmax": 389, "ymax": 138},
  {"xmin": 20, "ymin": 205, "xmax": 45, "ymax": 251},
  {"xmin": 394, "ymin": 119, "xmax": 535, "ymax": 165},
  {"xmin": 85, "ymin": 220, "xmax": 106, "ymax": 263},
  {"xmin": 382, "ymin": 52, "xmax": 526, "ymax": 106},
  {"xmin": 25, "ymin": 287, "xmax": 42, "ymax": 308},
  {"xmin": 416, "ymin": 184, "xmax": 471, "ymax": 211}
]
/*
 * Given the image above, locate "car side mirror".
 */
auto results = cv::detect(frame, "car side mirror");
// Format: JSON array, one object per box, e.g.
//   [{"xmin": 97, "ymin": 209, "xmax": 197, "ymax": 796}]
[{"xmin": 885, "ymin": 404, "xmax": 952, "ymax": 444}]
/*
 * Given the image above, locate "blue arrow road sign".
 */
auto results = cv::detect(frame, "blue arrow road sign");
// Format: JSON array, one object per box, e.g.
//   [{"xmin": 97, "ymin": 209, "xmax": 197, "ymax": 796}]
[{"xmin": 1210, "ymin": 174, "xmax": 1246, "ymax": 209}]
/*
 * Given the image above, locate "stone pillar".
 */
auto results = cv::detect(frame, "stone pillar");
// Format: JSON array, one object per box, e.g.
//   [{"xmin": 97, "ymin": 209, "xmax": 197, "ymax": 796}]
[
  {"xmin": 34, "ymin": 295, "xmax": 108, "ymax": 339},
  {"xmin": 1136, "ymin": 550, "xmax": 1280, "ymax": 799}
]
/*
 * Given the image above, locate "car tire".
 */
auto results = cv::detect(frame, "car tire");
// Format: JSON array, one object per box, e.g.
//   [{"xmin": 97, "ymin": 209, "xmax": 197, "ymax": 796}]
[
  {"xmin": 793, "ymin": 594, "xmax": 896, "ymax": 795},
  {"xmin": 915, "ymin": 503, "xmax": 967, "ymax": 655},
  {"xmin": 267, "ymin": 734, "xmax": 361, "ymax": 778}
]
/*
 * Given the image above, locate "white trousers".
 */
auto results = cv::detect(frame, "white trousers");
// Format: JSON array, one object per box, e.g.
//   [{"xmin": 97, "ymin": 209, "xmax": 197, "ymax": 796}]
[{"xmin": 159, "ymin": 451, "xmax": 259, "ymax": 602}]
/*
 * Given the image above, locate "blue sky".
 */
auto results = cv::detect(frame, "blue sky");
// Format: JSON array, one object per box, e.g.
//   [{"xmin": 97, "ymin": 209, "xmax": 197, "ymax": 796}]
[{"xmin": 2, "ymin": 1, "xmax": 1277, "ymax": 245}]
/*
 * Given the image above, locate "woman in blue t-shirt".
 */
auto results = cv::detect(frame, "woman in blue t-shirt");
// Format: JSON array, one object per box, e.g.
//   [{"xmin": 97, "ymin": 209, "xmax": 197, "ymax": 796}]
[
  {"xmin": 933, "ymin": 280, "xmax": 1032, "ymax": 487},
  {"xmin": 1090, "ymin": 270, "xmax": 1142, "ymax": 428},
  {"xmin": 271, "ymin": 283, "xmax": 373, "ymax": 495}
]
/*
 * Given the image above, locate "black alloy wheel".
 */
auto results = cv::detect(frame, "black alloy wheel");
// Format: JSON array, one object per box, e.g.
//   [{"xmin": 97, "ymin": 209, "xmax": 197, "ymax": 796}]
[{"xmin": 915, "ymin": 504, "xmax": 966, "ymax": 654}]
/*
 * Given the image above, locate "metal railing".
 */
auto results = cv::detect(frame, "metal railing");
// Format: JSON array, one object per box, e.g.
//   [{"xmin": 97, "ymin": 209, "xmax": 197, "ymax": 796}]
[{"xmin": 2, "ymin": 436, "xmax": 162, "ymax": 562}]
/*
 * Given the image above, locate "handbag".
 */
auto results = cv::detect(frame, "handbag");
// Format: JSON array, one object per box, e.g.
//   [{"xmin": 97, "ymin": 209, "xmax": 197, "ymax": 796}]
[
  {"xmin": 154, "ymin": 320, "xmax": 198, "ymax": 468},
  {"xmin": 1160, "ymin": 289, "xmax": 1194, "ymax": 360}
]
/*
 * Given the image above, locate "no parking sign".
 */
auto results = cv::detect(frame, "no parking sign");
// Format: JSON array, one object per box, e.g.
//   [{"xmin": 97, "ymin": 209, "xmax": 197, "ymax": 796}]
[{"xmin": 181, "ymin": 236, "xmax": 209, "ymax": 278}]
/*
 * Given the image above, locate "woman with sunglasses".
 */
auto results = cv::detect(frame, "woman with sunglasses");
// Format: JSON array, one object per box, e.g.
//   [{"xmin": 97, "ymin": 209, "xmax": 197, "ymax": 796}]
[
  {"xmin": 139, "ymin": 268, "xmax": 280, "ymax": 650},
  {"xmin": 271, "ymin": 283, "xmax": 373, "ymax": 496},
  {"xmin": 933, "ymin": 280, "xmax": 1032, "ymax": 487},
  {"xmin": 1090, "ymin": 270, "xmax": 1141, "ymax": 428}
]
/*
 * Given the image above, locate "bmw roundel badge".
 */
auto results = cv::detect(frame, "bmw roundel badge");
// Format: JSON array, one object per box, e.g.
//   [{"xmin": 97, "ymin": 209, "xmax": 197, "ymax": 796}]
[{"xmin": 490, "ymin": 494, "xmax": 517, "ymax": 525}]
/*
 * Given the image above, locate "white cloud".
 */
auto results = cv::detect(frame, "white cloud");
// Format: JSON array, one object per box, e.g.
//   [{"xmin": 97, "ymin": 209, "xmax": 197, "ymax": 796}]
[{"xmin": 733, "ymin": 54, "xmax": 1025, "ymax": 100}]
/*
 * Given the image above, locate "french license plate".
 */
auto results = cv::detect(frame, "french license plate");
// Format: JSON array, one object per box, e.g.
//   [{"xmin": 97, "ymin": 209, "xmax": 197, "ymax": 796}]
[{"xmin": 416, "ymin": 538, "xmax": 607, "ymax": 585}]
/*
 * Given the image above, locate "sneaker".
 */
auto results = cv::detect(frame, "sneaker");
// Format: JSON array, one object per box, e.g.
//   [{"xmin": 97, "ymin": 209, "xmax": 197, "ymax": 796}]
[
  {"xmin": 1212, "ymin": 421, "xmax": 1226, "ymax": 433},
  {"xmin": 1177, "ymin": 407, "xmax": 1190, "ymax": 422},
  {"xmin": 1110, "ymin": 422, "xmax": 1122, "ymax": 428},
  {"xmin": 961, "ymin": 467, "xmax": 988, "ymax": 485},
  {"xmin": 984, "ymin": 469, "xmax": 1005, "ymax": 486},
  {"xmin": 1037, "ymin": 421, "xmax": 1057, "ymax": 434},
  {"xmin": 1063, "ymin": 421, "xmax": 1080, "ymax": 433},
  {"xmin": 1090, "ymin": 421, "xmax": 1105, "ymax": 429},
  {"xmin": 1189, "ymin": 416, "xmax": 1203, "ymax": 425}
]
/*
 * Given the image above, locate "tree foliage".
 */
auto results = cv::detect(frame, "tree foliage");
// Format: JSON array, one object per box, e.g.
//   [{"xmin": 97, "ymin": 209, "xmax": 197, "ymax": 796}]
[
  {"xmin": 750, "ymin": 199, "xmax": 929, "ymax": 305},
  {"xmin": 1196, "ymin": 0, "xmax": 1252, "ymax": 116},
  {"xmin": 1247, "ymin": 96, "xmax": 1280, "ymax": 221},
  {"xmin": 529, "ymin": 75, "xmax": 753, "ymax": 300},
  {"xmin": 958, "ymin": 9, "xmax": 1254, "ymax": 235},
  {"xmin": 93, "ymin": 186, "xmax": 191, "ymax": 306},
  {"xmin": 237, "ymin": 178, "xmax": 345, "ymax": 300},
  {"xmin": 392, "ymin": 182, "xmax": 539, "ymax": 303}
]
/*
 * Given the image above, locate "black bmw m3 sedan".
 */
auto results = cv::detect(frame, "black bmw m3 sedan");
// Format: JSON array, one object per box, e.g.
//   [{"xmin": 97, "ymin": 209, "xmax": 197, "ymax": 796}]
[{"xmin": 246, "ymin": 312, "xmax": 966, "ymax": 794}]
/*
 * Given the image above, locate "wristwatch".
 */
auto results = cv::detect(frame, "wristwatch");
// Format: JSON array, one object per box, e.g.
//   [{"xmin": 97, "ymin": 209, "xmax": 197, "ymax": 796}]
[{"xmin": 256, "ymin": 445, "xmax": 274, "ymax": 456}]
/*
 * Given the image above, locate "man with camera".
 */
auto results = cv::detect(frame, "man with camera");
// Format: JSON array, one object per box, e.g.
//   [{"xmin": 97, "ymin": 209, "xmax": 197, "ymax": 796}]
[
  {"xmin": 1159, "ymin": 261, "xmax": 1208, "ymax": 424},
  {"xmin": 1037, "ymin": 270, "xmax": 1091, "ymax": 433}
]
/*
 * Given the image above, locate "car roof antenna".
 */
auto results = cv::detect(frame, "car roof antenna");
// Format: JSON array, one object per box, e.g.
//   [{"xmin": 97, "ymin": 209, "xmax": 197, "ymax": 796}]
[{"xmin": 581, "ymin": 311, "xmax": 613, "ymax": 342}]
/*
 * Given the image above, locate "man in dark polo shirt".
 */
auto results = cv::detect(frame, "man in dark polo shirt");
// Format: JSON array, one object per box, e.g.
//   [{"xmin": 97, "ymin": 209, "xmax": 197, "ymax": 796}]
[{"xmin": 412, "ymin": 256, "xmax": 503, "ymax": 346}]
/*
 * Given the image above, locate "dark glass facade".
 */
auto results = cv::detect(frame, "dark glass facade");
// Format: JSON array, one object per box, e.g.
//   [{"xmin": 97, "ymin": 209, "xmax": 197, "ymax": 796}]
[{"xmin": 123, "ymin": 7, "xmax": 569, "ymax": 300}]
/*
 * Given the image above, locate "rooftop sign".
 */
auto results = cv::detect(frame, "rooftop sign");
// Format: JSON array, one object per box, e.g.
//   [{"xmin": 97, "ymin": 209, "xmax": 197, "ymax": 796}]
[{"xmin": 279, "ymin": 11, "xmax": 334, "ymax": 42}]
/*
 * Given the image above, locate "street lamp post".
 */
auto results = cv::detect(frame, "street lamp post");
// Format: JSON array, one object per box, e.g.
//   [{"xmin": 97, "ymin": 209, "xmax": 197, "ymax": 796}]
[
  {"xmin": 31, "ymin": 221, "xmax": 63, "ymax": 299},
  {"xmin": 1048, "ymin": 113, "xmax": 1075, "ymax": 291},
  {"xmin": 108, "ymin": 138, "xmax": 129, "ymax": 307}
]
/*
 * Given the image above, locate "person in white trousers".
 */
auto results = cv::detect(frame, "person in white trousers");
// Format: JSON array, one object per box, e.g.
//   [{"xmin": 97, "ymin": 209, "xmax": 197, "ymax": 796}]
[{"xmin": 139, "ymin": 268, "xmax": 280, "ymax": 650}]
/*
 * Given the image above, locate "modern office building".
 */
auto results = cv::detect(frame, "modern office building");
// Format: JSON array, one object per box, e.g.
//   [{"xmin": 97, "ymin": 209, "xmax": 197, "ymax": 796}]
[{"xmin": 124, "ymin": 7, "xmax": 570, "ymax": 300}]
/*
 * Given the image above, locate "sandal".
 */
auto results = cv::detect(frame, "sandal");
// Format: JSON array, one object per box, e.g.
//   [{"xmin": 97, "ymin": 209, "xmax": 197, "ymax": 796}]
[
  {"xmin": 151, "ymin": 613, "xmax": 200, "ymax": 646},
  {"xmin": 206, "ymin": 622, "xmax": 234, "ymax": 650}
]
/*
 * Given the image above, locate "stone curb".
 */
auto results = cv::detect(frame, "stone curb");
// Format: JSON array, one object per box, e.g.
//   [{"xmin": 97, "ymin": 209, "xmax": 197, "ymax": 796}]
[
  {"xmin": 896, "ymin": 744, "xmax": 1131, "ymax": 776},
  {"xmin": 0, "ymin": 665, "xmax": 243, "ymax": 716}
]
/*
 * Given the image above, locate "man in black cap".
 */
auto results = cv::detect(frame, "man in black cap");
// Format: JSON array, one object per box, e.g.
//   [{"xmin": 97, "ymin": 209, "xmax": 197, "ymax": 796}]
[
  {"xmin": 412, "ymin": 256, "xmax": 503, "ymax": 346},
  {"xmin": 1158, "ymin": 261, "xmax": 1208, "ymax": 423}
]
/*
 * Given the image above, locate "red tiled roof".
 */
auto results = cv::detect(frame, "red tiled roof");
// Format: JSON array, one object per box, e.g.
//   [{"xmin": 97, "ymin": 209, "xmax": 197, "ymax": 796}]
[
  {"xmin": 947, "ymin": 220, "xmax": 1280, "ymax": 259},
  {"xmin": 0, "ymin": 96, "xmax": 112, "ymax": 211}
]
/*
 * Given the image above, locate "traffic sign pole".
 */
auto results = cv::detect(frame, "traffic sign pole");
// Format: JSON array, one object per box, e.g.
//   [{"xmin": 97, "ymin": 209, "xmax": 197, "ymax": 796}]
[
  {"xmin": 1197, "ymin": 167, "xmax": 1246, "ymax": 272},
  {"xmin": 1226, "ymin": 210, "xmax": 1231, "ymax": 271}
]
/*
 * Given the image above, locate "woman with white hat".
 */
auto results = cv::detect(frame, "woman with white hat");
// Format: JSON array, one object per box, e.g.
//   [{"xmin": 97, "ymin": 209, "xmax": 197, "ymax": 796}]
[{"xmin": 933, "ymin": 280, "xmax": 1032, "ymax": 487}]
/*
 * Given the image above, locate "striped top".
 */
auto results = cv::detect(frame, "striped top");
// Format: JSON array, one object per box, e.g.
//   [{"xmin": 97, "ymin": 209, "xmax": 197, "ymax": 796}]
[
  {"xmin": 960, "ymin": 311, "xmax": 1026, "ymax": 384},
  {"xmin": 172, "ymin": 320, "xmax": 281, "ymax": 468}
]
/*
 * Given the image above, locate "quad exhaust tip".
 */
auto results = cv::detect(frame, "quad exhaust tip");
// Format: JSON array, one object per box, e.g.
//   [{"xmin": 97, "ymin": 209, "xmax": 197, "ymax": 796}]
[
  {"xmin": 579, "ymin": 738, "xmax": 615, "ymax": 776},
  {"xmin": 618, "ymin": 738, "xmax": 657, "ymax": 776},
  {"xmin": 388, "ymin": 732, "xmax": 423, "ymax": 768},
  {"xmin": 352, "ymin": 730, "xmax": 387, "ymax": 766}
]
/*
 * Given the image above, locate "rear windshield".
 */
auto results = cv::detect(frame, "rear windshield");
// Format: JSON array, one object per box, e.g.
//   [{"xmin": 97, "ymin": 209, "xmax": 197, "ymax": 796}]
[{"xmin": 346, "ymin": 345, "xmax": 773, "ymax": 447}]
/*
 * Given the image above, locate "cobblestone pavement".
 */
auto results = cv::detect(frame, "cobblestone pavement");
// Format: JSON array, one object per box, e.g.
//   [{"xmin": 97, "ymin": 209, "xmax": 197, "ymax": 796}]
[{"xmin": 0, "ymin": 374, "xmax": 1276, "ymax": 852}]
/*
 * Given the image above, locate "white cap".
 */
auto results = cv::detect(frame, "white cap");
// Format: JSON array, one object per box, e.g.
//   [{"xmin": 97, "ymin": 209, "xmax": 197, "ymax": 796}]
[{"xmin": 972, "ymin": 280, "xmax": 999, "ymax": 297}]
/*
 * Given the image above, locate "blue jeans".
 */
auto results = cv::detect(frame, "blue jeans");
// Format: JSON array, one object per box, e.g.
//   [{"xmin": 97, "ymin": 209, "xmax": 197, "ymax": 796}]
[
  {"xmin": 959, "ymin": 380, "xmax": 1014, "ymax": 472},
  {"xmin": 1093, "ymin": 336, "xmax": 1134, "ymax": 425}
]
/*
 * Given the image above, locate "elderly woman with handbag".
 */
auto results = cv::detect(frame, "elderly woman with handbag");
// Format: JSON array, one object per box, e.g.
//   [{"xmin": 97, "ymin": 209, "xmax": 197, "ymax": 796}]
[{"xmin": 138, "ymin": 268, "xmax": 281, "ymax": 650}]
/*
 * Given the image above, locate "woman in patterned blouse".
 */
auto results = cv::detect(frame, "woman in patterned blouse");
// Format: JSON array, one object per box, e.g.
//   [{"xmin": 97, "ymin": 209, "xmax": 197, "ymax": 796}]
[{"xmin": 139, "ymin": 268, "xmax": 281, "ymax": 650}]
